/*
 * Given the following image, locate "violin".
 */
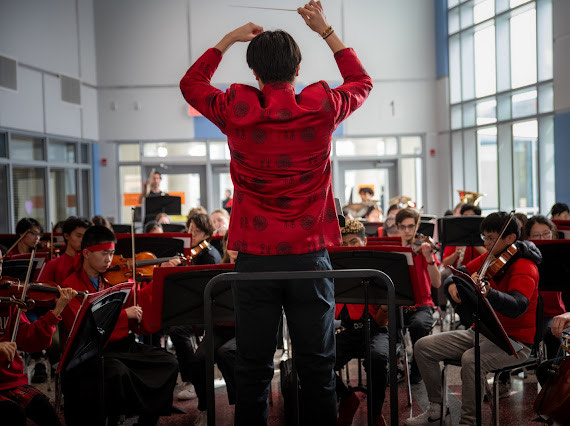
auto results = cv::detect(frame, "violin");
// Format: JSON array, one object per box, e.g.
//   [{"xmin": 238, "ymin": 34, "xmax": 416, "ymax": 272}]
[
  {"xmin": 410, "ymin": 233, "xmax": 440, "ymax": 255},
  {"xmin": 483, "ymin": 244, "xmax": 518, "ymax": 282},
  {"xmin": 0, "ymin": 296, "xmax": 30, "ymax": 309},
  {"xmin": 0, "ymin": 277, "xmax": 86, "ymax": 308},
  {"xmin": 103, "ymin": 252, "xmax": 189, "ymax": 286}
]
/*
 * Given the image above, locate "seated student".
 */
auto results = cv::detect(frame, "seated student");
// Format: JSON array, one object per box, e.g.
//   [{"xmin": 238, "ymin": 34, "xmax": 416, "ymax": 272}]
[
  {"xmin": 59, "ymin": 225, "xmax": 179, "ymax": 426},
  {"xmin": 91, "ymin": 215, "xmax": 113, "ymax": 231},
  {"xmin": 405, "ymin": 212, "xmax": 541, "ymax": 426},
  {"xmin": 39, "ymin": 216, "xmax": 92, "ymax": 284},
  {"xmin": 335, "ymin": 220, "xmax": 388, "ymax": 426},
  {"xmin": 144, "ymin": 220, "xmax": 163, "ymax": 234},
  {"xmin": 155, "ymin": 212, "xmax": 170, "ymax": 225},
  {"xmin": 0, "ymin": 245, "xmax": 78, "ymax": 426},
  {"xmin": 10, "ymin": 218, "xmax": 43, "ymax": 256},
  {"xmin": 187, "ymin": 213, "xmax": 222, "ymax": 265},
  {"xmin": 550, "ymin": 202, "xmax": 569, "ymax": 221},
  {"xmin": 381, "ymin": 204, "xmax": 400, "ymax": 237},
  {"xmin": 188, "ymin": 232, "xmax": 237, "ymax": 426},
  {"xmin": 441, "ymin": 204, "xmax": 486, "ymax": 269},
  {"xmin": 210, "ymin": 209, "xmax": 230, "ymax": 255},
  {"xmin": 525, "ymin": 215, "xmax": 566, "ymax": 359},
  {"xmin": 395, "ymin": 208, "xmax": 441, "ymax": 384}
]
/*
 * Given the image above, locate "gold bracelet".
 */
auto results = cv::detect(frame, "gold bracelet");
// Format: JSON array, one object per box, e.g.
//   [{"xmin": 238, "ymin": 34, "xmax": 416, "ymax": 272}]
[
  {"xmin": 321, "ymin": 26, "xmax": 333, "ymax": 39},
  {"xmin": 323, "ymin": 29, "xmax": 334, "ymax": 40}
]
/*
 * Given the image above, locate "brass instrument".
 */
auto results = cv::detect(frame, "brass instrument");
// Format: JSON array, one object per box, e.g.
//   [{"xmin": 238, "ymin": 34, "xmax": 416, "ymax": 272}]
[
  {"xmin": 388, "ymin": 195, "xmax": 415, "ymax": 209},
  {"xmin": 457, "ymin": 190, "xmax": 485, "ymax": 206}
]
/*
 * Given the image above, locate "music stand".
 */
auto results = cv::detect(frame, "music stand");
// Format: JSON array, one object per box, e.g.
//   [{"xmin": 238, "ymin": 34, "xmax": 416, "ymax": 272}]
[
  {"xmin": 58, "ymin": 283, "xmax": 132, "ymax": 425},
  {"xmin": 437, "ymin": 216, "xmax": 485, "ymax": 248},
  {"xmin": 3, "ymin": 256, "xmax": 47, "ymax": 281},
  {"xmin": 144, "ymin": 195, "xmax": 181, "ymax": 224},
  {"xmin": 446, "ymin": 267, "xmax": 518, "ymax": 426},
  {"xmin": 533, "ymin": 240, "xmax": 570, "ymax": 292},
  {"xmin": 417, "ymin": 220, "xmax": 435, "ymax": 238}
]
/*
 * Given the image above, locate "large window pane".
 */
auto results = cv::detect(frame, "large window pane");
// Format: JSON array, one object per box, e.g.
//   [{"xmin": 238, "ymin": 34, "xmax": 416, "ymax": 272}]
[
  {"xmin": 119, "ymin": 143, "xmax": 140, "ymax": 162},
  {"xmin": 143, "ymin": 142, "xmax": 206, "ymax": 158},
  {"xmin": 449, "ymin": 7, "xmax": 460, "ymax": 34},
  {"xmin": 449, "ymin": 35, "xmax": 462, "ymax": 103},
  {"xmin": 49, "ymin": 169, "xmax": 77, "ymax": 222},
  {"xmin": 11, "ymin": 135, "xmax": 45, "ymax": 161},
  {"xmin": 461, "ymin": 31, "xmax": 475, "ymax": 100},
  {"xmin": 80, "ymin": 144, "xmax": 90, "ymax": 164},
  {"xmin": 49, "ymin": 140, "xmax": 76, "ymax": 163},
  {"xmin": 510, "ymin": 8, "xmax": 537, "ymax": 88},
  {"xmin": 210, "ymin": 141, "xmax": 231, "ymax": 160},
  {"xmin": 477, "ymin": 127, "xmax": 498, "ymax": 210},
  {"xmin": 13, "ymin": 167, "xmax": 46, "ymax": 227},
  {"xmin": 474, "ymin": 24, "xmax": 496, "ymax": 97},
  {"xmin": 81, "ymin": 170, "xmax": 91, "ymax": 217},
  {"xmin": 513, "ymin": 120, "xmax": 538, "ymax": 213},
  {"xmin": 511, "ymin": 89, "xmax": 537, "ymax": 118},
  {"xmin": 474, "ymin": 0, "xmax": 495, "ymax": 23},
  {"xmin": 119, "ymin": 165, "xmax": 141, "ymax": 223},
  {"xmin": 0, "ymin": 165, "xmax": 9, "ymax": 232},
  {"xmin": 401, "ymin": 158, "xmax": 423, "ymax": 210},
  {"xmin": 476, "ymin": 99, "xmax": 497, "ymax": 125},
  {"xmin": 401, "ymin": 137, "xmax": 422, "ymax": 155},
  {"xmin": 336, "ymin": 138, "xmax": 398, "ymax": 157}
]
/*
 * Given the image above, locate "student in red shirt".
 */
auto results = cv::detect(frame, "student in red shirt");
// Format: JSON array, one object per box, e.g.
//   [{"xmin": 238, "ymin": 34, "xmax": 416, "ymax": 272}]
[
  {"xmin": 0, "ymin": 246, "xmax": 77, "ymax": 426},
  {"xmin": 39, "ymin": 216, "xmax": 92, "ymax": 284},
  {"xmin": 179, "ymin": 1, "xmax": 372, "ymax": 424},
  {"xmin": 59, "ymin": 225, "xmax": 178, "ymax": 426},
  {"xmin": 405, "ymin": 212, "xmax": 541, "ymax": 426},
  {"xmin": 10, "ymin": 218, "xmax": 43, "ymax": 256},
  {"xmin": 395, "ymin": 208, "xmax": 441, "ymax": 384}
]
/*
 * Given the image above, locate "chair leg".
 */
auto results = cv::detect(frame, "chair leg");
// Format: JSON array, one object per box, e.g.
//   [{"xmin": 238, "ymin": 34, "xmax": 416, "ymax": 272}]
[
  {"xmin": 404, "ymin": 348, "xmax": 412, "ymax": 406},
  {"xmin": 441, "ymin": 364, "xmax": 447, "ymax": 426},
  {"xmin": 492, "ymin": 372, "xmax": 500, "ymax": 426}
]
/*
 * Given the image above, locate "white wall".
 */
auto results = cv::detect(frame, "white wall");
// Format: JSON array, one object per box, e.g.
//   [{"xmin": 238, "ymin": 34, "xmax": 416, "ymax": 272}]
[{"xmin": 0, "ymin": 0, "xmax": 99, "ymax": 139}]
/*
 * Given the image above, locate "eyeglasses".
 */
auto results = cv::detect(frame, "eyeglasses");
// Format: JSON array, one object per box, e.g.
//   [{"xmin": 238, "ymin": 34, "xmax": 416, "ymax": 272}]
[
  {"xmin": 480, "ymin": 234, "xmax": 498, "ymax": 243},
  {"xmin": 398, "ymin": 224, "xmax": 416, "ymax": 231},
  {"xmin": 529, "ymin": 231, "xmax": 552, "ymax": 240},
  {"xmin": 27, "ymin": 231, "xmax": 42, "ymax": 237}
]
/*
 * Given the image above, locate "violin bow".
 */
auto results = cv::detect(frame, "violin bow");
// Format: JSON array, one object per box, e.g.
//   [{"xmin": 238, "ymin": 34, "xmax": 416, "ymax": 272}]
[
  {"xmin": 5, "ymin": 231, "xmax": 29, "ymax": 257},
  {"xmin": 8, "ymin": 245, "xmax": 37, "ymax": 365},
  {"xmin": 50, "ymin": 222, "xmax": 55, "ymax": 260},
  {"xmin": 130, "ymin": 207, "xmax": 138, "ymax": 307},
  {"xmin": 477, "ymin": 210, "xmax": 516, "ymax": 285}
]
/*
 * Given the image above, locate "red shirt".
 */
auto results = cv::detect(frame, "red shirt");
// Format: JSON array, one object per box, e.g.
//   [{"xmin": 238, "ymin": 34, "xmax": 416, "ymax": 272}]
[
  {"xmin": 540, "ymin": 291, "xmax": 566, "ymax": 318},
  {"xmin": 466, "ymin": 253, "xmax": 539, "ymax": 344},
  {"xmin": 0, "ymin": 306, "xmax": 60, "ymax": 390},
  {"xmin": 442, "ymin": 246, "xmax": 479, "ymax": 267},
  {"xmin": 335, "ymin": 303, "xmax": 378, "ymax": 321},
  {"xmin": 180, "ymin": 47, "xmax": 372, "ymax": 255},
  {"xmin": 413, "ymin": 253, "xmax": 436, "ymax": 307},
  {"xmin": 38, "ymin": 252, "xmax": 75, "ymax": 284}
]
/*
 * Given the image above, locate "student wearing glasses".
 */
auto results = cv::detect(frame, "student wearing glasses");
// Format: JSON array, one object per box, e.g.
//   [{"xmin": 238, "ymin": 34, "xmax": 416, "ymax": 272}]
[
  {"xmin": 395, "ymin": 208, "xmax": 441, "ymax": 384},
  {"xmin": 12, "ymin": 218, "xmax": 43, "ymax": 255},
  {"xmin": 525, "ymin": 215, "xmax": 566, "ymax": 359}
]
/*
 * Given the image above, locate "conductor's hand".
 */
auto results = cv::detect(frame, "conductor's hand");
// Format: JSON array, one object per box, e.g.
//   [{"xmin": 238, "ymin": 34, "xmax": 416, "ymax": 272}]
[
  {"xmin": 447, "ymin": 283, "xmax": 462, "ymax": 304},
  {"xmin": 126, "ymin": 306, "xmax": 143, "ymax": 323},
  {"xmin": 230, "ymin": 22, "xmax": 264, "ymax": 43},
  {"xmin": 0, "ymin": 342, "xmax": 17, "ymax": 362},
  {"xmin": 52, "ymin": 286, "xmax": 78, "ymax": 317},
  {"xmin": 551, "ymin": 312, "xmax": 570, "ymax": 338},
  {"xmin": 298, "ymin": 1, "xmax": 329, "ymax": 35}
]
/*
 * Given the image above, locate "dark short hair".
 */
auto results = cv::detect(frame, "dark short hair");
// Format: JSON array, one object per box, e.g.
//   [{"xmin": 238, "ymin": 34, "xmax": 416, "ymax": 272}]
[
  {"xmin": 91, "ymin": 215, "xmax": 112, "ymax": 229},
  {"xmin": 460, "ymin": 204, "xmax": 482, "ymax": 215},
  {"xmin": 395, "ymin": 208, "xmax": 420, "ymax": 225},
  {"xmin": 386, "ymin": 204, "xmax": 399, "ymax": 216},
  {"xmin": 359, "ymin": 187, "xmax": 374, "ymax": 196},
  {"xmin": 525, "ymin": 215, "xmax": 556, "ymax": 237},
  {"xmin": 189, "ymin": 213, "xmax": 214, "ymax": 237},
  {"xmin": 480, "ymin": 212, "xmax": 520, "ymax": 240},
  {"xmin": 152, "ymin": 171, "xmax": 162, "ymax": 179},
  {"xmin": 551, "ymin": 202, "xmax": 569, "ymax": 216},
  {"xmin": 62, "ymin": 216, "xmax": 92, "ymax": 237},
  {"xmin": 144, "ymin": 220, "xmax": 163, "ymax": 233},
  {"xmin": 81, "ymin": 225, "xmax": 116, "ymax": 250},
  {"xmin": 16, "ymin": 217, "xmax": 43, "ymax": 235},
  {"xmin": 246, "ymin": 30, "xmax": 302, "ymax": 84}
]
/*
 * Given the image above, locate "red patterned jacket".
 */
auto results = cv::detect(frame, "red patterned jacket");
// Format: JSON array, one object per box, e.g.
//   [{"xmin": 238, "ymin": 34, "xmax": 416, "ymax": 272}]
[{"xmin": 180, "ymin": 47, "xmax": 372, "ymax": 255}]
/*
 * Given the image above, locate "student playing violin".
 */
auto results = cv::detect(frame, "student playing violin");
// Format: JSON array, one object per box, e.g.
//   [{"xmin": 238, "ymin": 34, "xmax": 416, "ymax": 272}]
[
  {"xmin": 0, "ymin": 245, "xmax": 77, "ymax": 426},
  {"xmin": 406, "ymin": 212, "xmax": 541, "ymax": 426}
]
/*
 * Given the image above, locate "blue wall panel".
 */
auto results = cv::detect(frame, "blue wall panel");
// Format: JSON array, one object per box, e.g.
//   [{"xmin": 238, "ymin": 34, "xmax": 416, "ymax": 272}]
[{"xmin": 554, "ymin": 111, "xmax": 570, "ymax": 204}]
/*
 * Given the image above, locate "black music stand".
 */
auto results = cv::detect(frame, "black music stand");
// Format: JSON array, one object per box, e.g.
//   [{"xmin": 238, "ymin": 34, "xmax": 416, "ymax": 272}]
[
  {"xmin": 446, "ymin": 267, "xmax": 518, "ymax": 426},
  {"xmin": 417, "ymin": 220, "xmax": 435, "ymax": 237},
  {"xmin": 534, "ymin": 241, "xmax": 570, "ymax": 292},
  {"xmin": 58, "ymin": 283, "xmax": 132, "ymax": 425},
  {"xmin": 145, "ymin": 195, "xmax": 181, "ymax": 224},
  {"xmin": 204, "ymin": 269, "xmax": 398, "ymax": 426},
  {"xmin": 437, "ymin": 216, "xmax": 485, "ymax": 248},
  {"xmin": 3, "ymin": 258, "xmax": 46, "ymax": 281},
  {"xmin": 114, "ymin": 236, "xmax": 185, "ymax": 259},
  {"xmin": 161, "ymin": 223, "xmax": 187, "ymax": 233}
]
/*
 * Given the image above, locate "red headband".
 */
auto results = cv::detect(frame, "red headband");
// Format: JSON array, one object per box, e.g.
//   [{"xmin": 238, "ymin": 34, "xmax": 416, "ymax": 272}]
[{"xmin": 85, "ymin": 242, "xmax": 115, "ymax": 252}]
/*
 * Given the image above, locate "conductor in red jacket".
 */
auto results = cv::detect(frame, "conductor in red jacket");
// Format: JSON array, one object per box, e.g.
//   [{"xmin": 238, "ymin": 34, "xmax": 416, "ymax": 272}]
[{"xmin": 180, "ymin": 1, "xmax": 372, "ymax": 424}]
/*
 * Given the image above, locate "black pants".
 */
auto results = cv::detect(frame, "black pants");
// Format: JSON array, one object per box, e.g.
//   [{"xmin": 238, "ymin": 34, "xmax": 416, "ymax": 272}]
[
  {"xmin": 0, "ymin": 394, "xmax": 60, "ymax": 426},
  {"xmin": 233, "ymin": 249, "xmax": 337, "ymax": 426},
  {"xmin": 168, "ymin": 324, "xmax": 197, "ymax": 382},
  {"xmin": 190, "ymin": 325, "xmax": 237, "ymax": 411},
  {"xmin": 334, "ymin": 323, "xmax": 389, "ymax": 416},
  {"xmin": 403, "ymin": 306, "xmax": 434, "ymax": 377}
]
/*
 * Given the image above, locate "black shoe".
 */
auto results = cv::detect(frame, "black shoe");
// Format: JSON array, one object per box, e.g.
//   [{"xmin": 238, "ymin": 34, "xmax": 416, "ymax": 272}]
[
  {"xmin": 31, "ymin": 363, "xmax": 48, "ymax": 384},
  {"xmin": 409, "ymin": 371, "xmax": 423, "ymax": 384}
]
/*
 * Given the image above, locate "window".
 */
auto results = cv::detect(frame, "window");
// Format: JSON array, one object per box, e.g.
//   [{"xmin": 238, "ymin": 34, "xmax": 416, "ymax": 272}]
[
  {"xmin": 448, "ymin": 0, "xmax": 553, "ymax": 212},
  {"xmin": 0, "ymin": 133, "xmax": 6, "ymax": 158},
  {"xmin": 13, "ymin": 167, "xmax": 47, "ymax": 227},
  {"xmin": 11, "ymin": 135, "xmax": 45, "ymax": 161},
  {"xmin": 49, "ymin": 169, "xmax": 78, "ymax": 222},
  {"xmin": 49, "ymin": 140, "xmax": 76, "ymax": 163},
  {"xmin": 0, "ymin": 165, "xmax": 9, "ymax": 232}
]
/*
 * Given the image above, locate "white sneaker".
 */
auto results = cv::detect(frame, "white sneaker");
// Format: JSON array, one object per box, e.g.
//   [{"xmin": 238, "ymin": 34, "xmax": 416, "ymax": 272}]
[
  {"xmin": 194, "ymin": 410, "xmax": 207, "ymax": 426},
  {"xmin": 404, "ymin": 403, "xmax": 450, "ymax": 426},
  {"xmin": 176, "ymin": 382, "xmax": 197, "ymax": 400}
]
